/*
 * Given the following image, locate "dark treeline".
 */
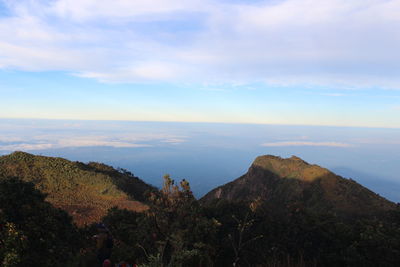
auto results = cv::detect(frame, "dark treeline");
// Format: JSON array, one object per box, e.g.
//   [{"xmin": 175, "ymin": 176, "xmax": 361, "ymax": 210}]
[{"xmin": 1, "ymin": 175, "xmax": 400, "ymax": 266}]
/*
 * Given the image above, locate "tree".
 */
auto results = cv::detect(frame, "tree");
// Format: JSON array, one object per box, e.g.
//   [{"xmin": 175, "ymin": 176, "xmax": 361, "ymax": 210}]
[
  {"xmin": 0, "ymin": 177, "xmax": 81, "ymax": 266},
  {"xmin": 101, "ymin": 175, "xmax": 218, "ymax": 266},
  {"xmin": 145, "ymin": 175, "xmax": 217, "ymax": 266}
]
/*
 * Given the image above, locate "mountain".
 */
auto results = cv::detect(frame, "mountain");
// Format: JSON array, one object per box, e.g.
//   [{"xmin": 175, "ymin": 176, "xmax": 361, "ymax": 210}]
[
  {"xmin": 201, "ymin": 155, "xmax": 396, "ymax": 215},
  {"xmin": 0, "ymin": 151, "xmax": 156, "ymax": 225},
  {"xmin": 2, "ymin": 152, "xmax": 400, "ymax": 266}
]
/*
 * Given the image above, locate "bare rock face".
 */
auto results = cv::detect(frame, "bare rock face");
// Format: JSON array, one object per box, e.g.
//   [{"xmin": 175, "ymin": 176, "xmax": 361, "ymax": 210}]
[{"xmin": 201, "ymin": 155, "xmax": 396, "ymax": 216}]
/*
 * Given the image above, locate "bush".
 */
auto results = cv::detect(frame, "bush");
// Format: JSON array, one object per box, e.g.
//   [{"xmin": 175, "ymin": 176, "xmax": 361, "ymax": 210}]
[{"xmin": 0, "ymin": 177, "xmax": 81, "ymax": 266}]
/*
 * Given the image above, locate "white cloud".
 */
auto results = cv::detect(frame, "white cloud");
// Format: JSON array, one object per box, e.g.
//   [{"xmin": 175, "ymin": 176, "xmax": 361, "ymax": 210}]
[
  {"xmin": 0, "ymin": 129, "xmax": 187, "ymax": 151},
  {"xmin": 58, "ymin": 138, "xmax": 151, "ymax": 148},
  {"xmin": 78, "ymin": 61, "xmax": 183, "ymax": 82},
  {"xmin": 0, "ymin": 0, "xmax": 399, "ymax": 88},
  {"xmin": 0, "ymin": 138, "xmax": 151, "ymax": 151},
  {"xmin": 320, "ymin": 93, "xmax": 346, "ymax": 97},
  {"xmin": 261, "ymin": 141, "xmax": 354, "ymax": 147},
  {"xmin": 0, "ymin": 143, "xmax": 55, "ymax": 151},
  {"xmin": 161, "ymin": 138, "xmax": 186, "ymax": 144},
  {"xmin": 49, "ymin": 0, "xmax": 205, "ymax": 21}
]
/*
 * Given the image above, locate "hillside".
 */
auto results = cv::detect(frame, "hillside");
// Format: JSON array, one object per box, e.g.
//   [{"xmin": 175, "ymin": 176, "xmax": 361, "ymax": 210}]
[
  {"xmin": 2, "ymin": 152, "xmax": 400, "ymax": 266},
  {"xmin": 0, "ymin": 151, "xmax": 155, "ymax": 225},
  {"xmin": 201, "ymin": 155, "xmax": 396, "ymax": 215}
]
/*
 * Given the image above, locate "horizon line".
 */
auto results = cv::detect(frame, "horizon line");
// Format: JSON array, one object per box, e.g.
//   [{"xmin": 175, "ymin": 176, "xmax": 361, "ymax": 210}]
[{"xmin": 1, "ymin": 116, "xmax": 399, "ymax": 130}]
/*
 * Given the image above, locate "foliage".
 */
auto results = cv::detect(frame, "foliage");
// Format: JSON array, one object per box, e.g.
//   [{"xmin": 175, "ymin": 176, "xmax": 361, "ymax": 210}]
[
  {"xmin": 100, "ymin": 174, "xmax": 218, "ymax": 266},
  {"xmin": 202, "ymin": 155, "xmax": 396, "ymax": 216},
  {"xmin": 88, "ymin": 175, "xmax": 400, "ymax": 267},
  {"xmin": 2, "ymin": 153, "xmax": 400, "ymax": 266},
  {"xmin": 0, "ymin": 151, "xmax": 153, "ymax": 225},
  {"xmin": 0, "ymin": 222, "xmax": 27, "ymax": 267},
  {"xmin": 0, "ymin": 177, "xmax": 81, "ymax": 266}
]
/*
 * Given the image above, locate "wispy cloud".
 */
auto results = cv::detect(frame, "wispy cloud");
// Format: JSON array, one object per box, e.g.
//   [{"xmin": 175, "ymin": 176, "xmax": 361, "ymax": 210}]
[
  {"xmin": 261, "ymin": 141, "xmax": 354, "ymax": 148},
  {"xmin": 320, "ymin": 93, "xmax": 347, "ymax": 97},
  {"xmin": 0, "ymin": 143, "xmax": 55, "ymax": 151},
  {"xmin": 0, "ymin": 137, "xmax": 152, "ymax": 151},
  {"xmin": 160, "ymin": 138, "xmax": 187, "ymax": 145},
  {"xmin": 0, "ymin": 0, "xmax": 399, "ymax": 88},
  {"xmin": 0, "ymin": 124, "xmax": 187, "ymax": 151}
]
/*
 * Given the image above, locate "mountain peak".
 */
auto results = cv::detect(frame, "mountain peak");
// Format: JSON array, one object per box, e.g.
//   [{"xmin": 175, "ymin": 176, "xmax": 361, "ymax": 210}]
[
  {"xmin": 252, "ymin": 155, "xmax": 329, "ymax": 182},
  {"xmin": 9, "ymin": 151, "xmax": 34, "ymax": 158},
  {"xmin": 289, "ymin": 155, "xmax": 304, "ymax": 161},
  {"xmin": 201, "ymin": 154, "xmax": 396, "ymax": 215}
]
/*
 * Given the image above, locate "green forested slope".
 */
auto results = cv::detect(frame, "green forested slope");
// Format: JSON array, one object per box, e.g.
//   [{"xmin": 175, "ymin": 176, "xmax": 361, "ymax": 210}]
[
  {"xmin": 201, "ymin": 155, "xmax": 396, "ymax": 216},
  {"xmin": 0, "ymin": 151, "xmax": 155, "ymax": 225}
]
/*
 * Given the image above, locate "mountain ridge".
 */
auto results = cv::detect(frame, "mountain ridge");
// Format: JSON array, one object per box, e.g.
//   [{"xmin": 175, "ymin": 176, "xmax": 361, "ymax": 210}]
[
  {"xmin": 0, "ymin": 151, "xmax": 156, "ymax": 225},
  {"xmin": 201, "ymin": 155, "xmax": 396, "ymax": 215},
  {"xmin": 1, "ymin": 152, "xmax": 396, "ymax": 224}
]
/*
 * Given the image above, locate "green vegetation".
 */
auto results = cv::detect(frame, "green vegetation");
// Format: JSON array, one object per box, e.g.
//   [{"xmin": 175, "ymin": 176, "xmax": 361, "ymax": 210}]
[
  {"xmin": 1, "ymin": 152, "xmax": 400, "ymax": 266},
  {"xmin": 0, "ymin": 152, "xmax": 154, "ymax": 225},
  {"xmin": 0, "ymin": 177, "xmax": 81, "ymax": 266},
  {"xmin": 88, "ymin": 177, "xmax": 400, "ymax": 267},
  {"xmin": 99, "ymin": 175, "xmax": 218, "ymax": 266},
  {"xmin": 202, "ymin": 155, "xmax": 396, "ymax": 216}
]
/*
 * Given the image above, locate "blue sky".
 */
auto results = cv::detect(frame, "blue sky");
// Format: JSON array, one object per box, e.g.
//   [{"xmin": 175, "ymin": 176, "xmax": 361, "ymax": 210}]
[{"xmin": 0, "ymin": 0, "xmax": 400, "ymax": 127}]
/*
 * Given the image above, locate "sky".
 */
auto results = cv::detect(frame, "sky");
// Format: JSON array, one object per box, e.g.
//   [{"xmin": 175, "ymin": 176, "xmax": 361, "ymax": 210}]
[{"xmin": 0, "ymin": 0, "xmax": 399, "ymax": 127}]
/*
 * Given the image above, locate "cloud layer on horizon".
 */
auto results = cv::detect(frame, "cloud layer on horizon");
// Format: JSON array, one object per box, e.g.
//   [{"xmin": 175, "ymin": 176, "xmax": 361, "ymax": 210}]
[
  {"xmin": 262, "ymin": 141, "xmax": 354, "ymax": 148},
  {"xmin": 0, "ymin": 0, "xmax": 399, "ymax": 88},
  {"xmin": 0, "ymin": 130, "xmax": 187, "ymax": 151}
]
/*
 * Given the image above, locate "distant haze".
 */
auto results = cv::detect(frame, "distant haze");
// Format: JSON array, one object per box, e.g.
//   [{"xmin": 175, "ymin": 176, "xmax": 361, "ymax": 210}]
[{"xmin": 1, "ymin": 119, "xmax": 399, "ymax": 202}]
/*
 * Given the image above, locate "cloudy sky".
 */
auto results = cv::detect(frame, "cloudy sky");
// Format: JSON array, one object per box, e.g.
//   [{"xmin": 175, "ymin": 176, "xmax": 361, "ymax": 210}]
[{"xmin": 0, "ymin": 0, "xmax": 399, "ymax": 127}]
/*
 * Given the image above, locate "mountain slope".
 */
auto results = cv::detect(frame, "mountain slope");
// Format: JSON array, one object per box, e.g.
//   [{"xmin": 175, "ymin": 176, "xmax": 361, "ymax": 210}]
[
  {"xmin": 201, "ymin": 155, "xmax": 396, "ymax": 215},
  {"xmin": 0, "ymin": 151, "xmax": 155, "ymax": 225}
]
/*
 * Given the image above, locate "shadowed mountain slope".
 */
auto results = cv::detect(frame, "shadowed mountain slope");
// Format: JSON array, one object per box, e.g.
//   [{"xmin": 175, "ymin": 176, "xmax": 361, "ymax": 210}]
[
  {"xmin": 201, "ymin": 155, "xmax": 396, "ymax": 215},
  {"xmin": 0, "ymin": 151, "xmax": 156, "ymax": 225}
]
